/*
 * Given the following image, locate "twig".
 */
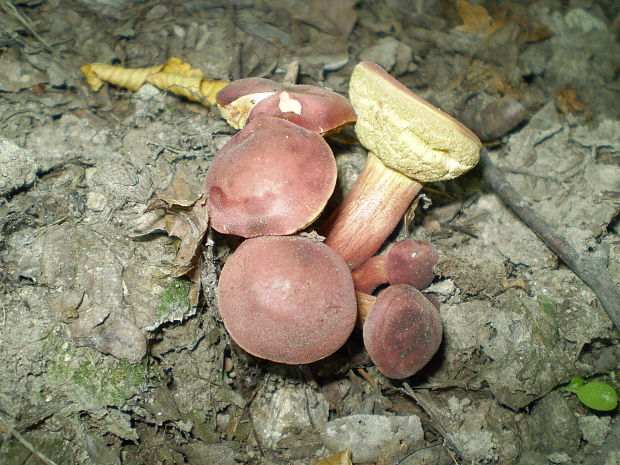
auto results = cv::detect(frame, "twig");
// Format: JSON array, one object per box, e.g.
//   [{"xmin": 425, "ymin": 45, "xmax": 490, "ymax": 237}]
[
  {"xmin": 400, "ymin": 383, "xmax": 461, "ymax": 463},
  {"xmin": 0, "ymin": 415, "xmax": 60, "ymax": 465},
  {"xmin": 479, "ymin": 148, "xmax": 620, "ymax": 331}
]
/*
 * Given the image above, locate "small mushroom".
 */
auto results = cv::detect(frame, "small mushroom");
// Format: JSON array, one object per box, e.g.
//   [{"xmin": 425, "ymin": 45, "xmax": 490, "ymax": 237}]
[
  {"xmin": 216, "ymin": 78, "xmax": 356, "ymax": 135},
  {"xmin": 352, "ymin": 239, "xmax": 438, "ymax": 294},
  {"xmin": 217, "ymin": 235, "xmax": 358, "ymax": 365},
  {"xmin": 204, "ymin": 114, "xmax": 337, "ymax": 237},
  {"xmin": 358, "ymin": 284, "xmax": 443, "ymax": 379},
  {"xmin": 321, "ymin": 62, "xmax": 481, "ymax": 268},
  {"xmin": 215, "ymin": 77, "xmax": 284, "ymax": 129},
  {"xmin": 247, "ymin": 85, "xmax": 356, "ymax": 135}
]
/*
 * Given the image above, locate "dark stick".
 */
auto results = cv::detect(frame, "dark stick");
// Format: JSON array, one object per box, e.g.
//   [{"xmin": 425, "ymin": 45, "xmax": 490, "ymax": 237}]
[{"xmin": 479, "ymin": 148, "xmax": 620, "ymax": 331}]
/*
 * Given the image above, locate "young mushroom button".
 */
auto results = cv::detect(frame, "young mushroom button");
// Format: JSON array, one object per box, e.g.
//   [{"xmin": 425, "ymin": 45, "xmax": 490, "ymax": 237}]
[
  {"xmin": 352, "ymin": 239, "xmax": 438, "ymax": 294},
  {"xmin": 321, "ymin": 61, "xmax": 482, "ymax": 269},
  {"xmin": 217, "ymin": 235, "xmax": 358, "ymax": 365},
  {"xmin": 359, "ymin": 284, "xmax": 443, "ymax": 379},
  {"xmin": 204, "ymin": 114, "xmax": 337, "ymax": 238}
]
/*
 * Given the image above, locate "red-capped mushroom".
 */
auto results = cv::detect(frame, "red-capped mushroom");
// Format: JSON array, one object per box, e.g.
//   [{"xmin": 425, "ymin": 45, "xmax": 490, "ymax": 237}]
[
  {"xmin": 247, "ymin": 85, "xmax": 356, "ymax": 135},
  {"xmin": 204, "ymin": 114, "xmax": 337, "ymax": 237},
  {"xmin": 321, "ymin": 62, "xmax": 481, "ymax": 268},
  {"xmin": 216, "ymin": 78, "xmax": 356, "ymax": 135},
  {"xmin": 358, "ymin": 284, "xmax": 443, "ymax": 379},
  {"xmin": 217, "ymin": 235, "xmax": 357, "ymax": 364},
  {"xmin": 352, "ymin": 239, "xmax": 438, "ymax": 293},
  {"xmin": 215, "ymin": 77, "xmax": 284, "ymax": 129}
]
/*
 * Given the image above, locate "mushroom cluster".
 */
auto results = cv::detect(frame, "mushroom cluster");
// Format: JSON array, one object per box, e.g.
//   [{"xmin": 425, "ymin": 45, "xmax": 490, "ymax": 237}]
[
  {"xmin": 206, "ymin": 77, "xmax": 359, "ymax": 367},
  {"xmin": 354, "ymin": 240, "xmax": 443, "ymax": 379},
  {"xmin": 206, "ymin": 62, "xmax": 481, "ymax": 379}
]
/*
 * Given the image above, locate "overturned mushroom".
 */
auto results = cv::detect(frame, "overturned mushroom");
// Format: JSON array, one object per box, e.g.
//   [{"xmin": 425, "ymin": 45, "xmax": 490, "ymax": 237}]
[
  {"xmin": 217, "ymin": 235, "xmax": 357, "ymax": 364},
  {"xmin": 352, "ymin": 239, "xmax": 438, "ymax": 293},
  {"xmin": 358, "ymin": 284, "xmax": 443, "ymax": 379},
  {"xmin": 321, "ymin": 62, "xmax": 481, "ymax": 268},
  {"xmin": 204, "ymin": 114, "xmax": 337, "ymax": 237}
]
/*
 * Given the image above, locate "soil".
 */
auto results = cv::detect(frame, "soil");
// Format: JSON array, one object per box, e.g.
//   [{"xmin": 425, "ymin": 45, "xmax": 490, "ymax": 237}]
[{"xmin": 1, "ymin": 1, "xmax": 619, "ymax": 464}]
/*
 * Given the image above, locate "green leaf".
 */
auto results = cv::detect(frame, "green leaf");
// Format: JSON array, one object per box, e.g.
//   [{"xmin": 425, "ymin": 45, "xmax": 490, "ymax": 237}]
[
  {"xmin": 564, "ymin": 377, "xmax": 584, "ymax": 392},
  {"xmin": 574, "ymin": 381, "xmax": 618, "ymax": 411}
]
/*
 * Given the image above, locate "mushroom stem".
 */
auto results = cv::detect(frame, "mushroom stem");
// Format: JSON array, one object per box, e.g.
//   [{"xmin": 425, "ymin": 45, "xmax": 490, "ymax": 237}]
[
  {"xmin": 321, "ymin": 152, "xmax": 423, "ymax": 269},
  {"xmin": 356, "ymin": 290, "xmax": 376, "ymax": 327},
  {"xmin": 352, "ymin": 255, "xmax": 388, "ymax": 294}
]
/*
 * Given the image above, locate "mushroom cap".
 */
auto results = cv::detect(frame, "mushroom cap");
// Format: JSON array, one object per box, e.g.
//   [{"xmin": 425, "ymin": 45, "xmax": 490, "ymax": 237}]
[
  {"xmin": 215, "ymin": 77, "xmax": 284, "ymax": 106},
  {"xmin": 349, "ymin": 61, "xmax": 482, "ymax": 183},
  {"xmin": 385, "ymin": 239, "xmax": 438, "ymax": 290},
  {"xmin": 204, "ymin": 114, "xmax": 337, "ymax": 237},
  {"xmin": 363, "ymin": 284, "xmax": 443, "ymax": 379},
  {"xmin": 218, "ymin": 235, "xmax": 357, "ymax": 364},
  {"xmin": 247, "ymin": 85, "xmax": 357, "ymax": 135},
  {"xmin": 216, "ymin": 77, "xmax": 284, "ymax": 129}
]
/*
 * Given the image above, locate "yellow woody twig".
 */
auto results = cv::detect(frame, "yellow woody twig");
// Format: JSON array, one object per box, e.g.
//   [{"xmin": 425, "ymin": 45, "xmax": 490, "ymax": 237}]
[
  {"xmin": 80, "ymin": 57, "xmax": 228, "ymax": 106},
  {"xmin": 80, "ymin": 63, "xmax": 164, "ymax": 92}
]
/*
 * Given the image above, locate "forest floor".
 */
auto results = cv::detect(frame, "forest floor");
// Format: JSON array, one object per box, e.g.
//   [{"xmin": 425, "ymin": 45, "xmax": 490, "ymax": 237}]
[{"xmin": 1, "ymin": 1, "xmax": 619, "ymax": 464}]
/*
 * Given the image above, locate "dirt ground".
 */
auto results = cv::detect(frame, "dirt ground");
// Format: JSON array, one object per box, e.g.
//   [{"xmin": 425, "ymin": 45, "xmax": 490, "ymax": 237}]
[{"xmin": 1, "ymin": 1, "xmax": 619, "ymax": 464}]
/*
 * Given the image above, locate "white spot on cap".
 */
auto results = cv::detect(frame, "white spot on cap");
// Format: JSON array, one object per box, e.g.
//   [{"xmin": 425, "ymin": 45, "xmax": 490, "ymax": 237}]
[{"xmin": 278, "ymin": 91, "xmax": 302, "ymax": 114}]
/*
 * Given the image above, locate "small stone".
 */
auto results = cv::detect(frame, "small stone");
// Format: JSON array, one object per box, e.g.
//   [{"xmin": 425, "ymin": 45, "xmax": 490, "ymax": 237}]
[
  {"xmin": 252, "ymin": 380, "xmax": 329, "ymax": 449},
  {"xmin": 578, "ymin": 415, "xmax": 611, "ymax": 447},
  {"xmin": 547, "ymin": 452, "xmax": 573, "ymax": 464},
  {"xmin": 322, "ymin": 414, "xmax": 423, "ymax": 463},
  {"xmin": 359, "ymin": 37, "xmax": 412, "ymax": 75}
]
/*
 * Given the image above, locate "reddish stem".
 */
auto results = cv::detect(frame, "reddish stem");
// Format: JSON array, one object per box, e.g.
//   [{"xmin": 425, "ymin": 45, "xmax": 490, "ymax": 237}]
[
  {"xmin": 355, "ymin": 290, "xmax": 376, "ymax": 327},
  {"xmin": 321, "ymin": 152, "xmax": 423, "ymax": 269},
  {"xmin": 352, "ymin": 255, "xmax": 388, "ymax": 294}
]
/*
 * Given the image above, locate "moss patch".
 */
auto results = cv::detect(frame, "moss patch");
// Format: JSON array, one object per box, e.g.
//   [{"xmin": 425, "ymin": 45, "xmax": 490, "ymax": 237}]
[
  {"xmin": 46, "ymin": 334, "xmax": 147, "ymax": 410},
  {"xmin": 537, "ymin": 296, "xmax": 558, "ymax": 319},
  {"xmin": 158, "ymin": 277, "xmax": 191, "ymax": 318}
]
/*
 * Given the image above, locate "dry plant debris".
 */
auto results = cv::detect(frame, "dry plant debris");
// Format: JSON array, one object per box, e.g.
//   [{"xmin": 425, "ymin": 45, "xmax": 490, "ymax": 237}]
[
  {"xmin": 313, "ymin": 448, "xmax": 352, "ymax": 465},
  {"xmin": 81, "ymin": 56, "xmax": 228, "ymax": 105}
]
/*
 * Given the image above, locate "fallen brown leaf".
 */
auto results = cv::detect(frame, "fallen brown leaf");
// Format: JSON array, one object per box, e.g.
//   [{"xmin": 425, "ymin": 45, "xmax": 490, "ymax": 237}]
[
  {"xmin": 314, "ymin": 449, "xmax": 352, "ymax": 465},
  {"xmin": 142, "ymin": 195, "xmax": 210, "ymax": 278},
  {"xmin": 455, "ymin": 0, "xmax": 502, "ymax": 37},
  {"xmin": 555, "ymin": 88, "xmax": 591, "ymax": 117},
  {"xmin": 132, "ymin": 172, "xmax": 210, "ymax": 280}
]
